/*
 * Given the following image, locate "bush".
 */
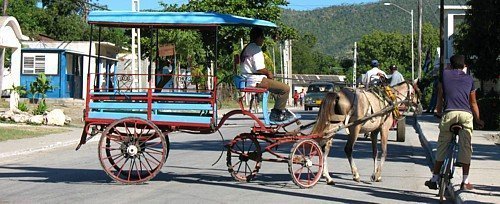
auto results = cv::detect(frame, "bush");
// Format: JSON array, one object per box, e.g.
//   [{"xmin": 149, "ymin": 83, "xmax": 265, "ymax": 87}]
[
  {"xmin": 17, "ymin": 101, "xmax": 29, "ymax": 112},
  {"xmin": 477, "ymin": 97, "xmax": 500, "ymax": 130},
  {"xmin": 33, "ymin": 99, "xmax": 47, "ymax": 115}
]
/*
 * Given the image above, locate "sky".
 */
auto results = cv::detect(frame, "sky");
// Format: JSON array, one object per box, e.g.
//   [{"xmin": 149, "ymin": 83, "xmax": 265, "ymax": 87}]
[{"xmin": 97, "ymin": 0, "xmax": 379, "ymax": 11}]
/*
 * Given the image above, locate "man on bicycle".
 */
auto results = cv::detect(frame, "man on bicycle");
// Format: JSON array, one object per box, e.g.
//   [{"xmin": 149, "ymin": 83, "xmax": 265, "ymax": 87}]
[{"xmin": 425, "ymin": 55, "xmax": 484, "ymax": 190}]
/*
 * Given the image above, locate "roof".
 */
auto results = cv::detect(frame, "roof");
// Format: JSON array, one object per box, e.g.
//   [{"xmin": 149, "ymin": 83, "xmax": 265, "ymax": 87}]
[
  {"xmin": 289, "ymin": 74, "xmax": 346, "ymax": 85},
  {"xmin": 87, "ymin": 11, "xmax": 277, "ymax": 28}
]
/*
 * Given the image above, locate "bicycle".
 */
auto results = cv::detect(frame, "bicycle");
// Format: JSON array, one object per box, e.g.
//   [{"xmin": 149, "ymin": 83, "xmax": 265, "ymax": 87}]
[{"xmin": 438, "ymin": 123, "xmax": 463, "ymax": 202}]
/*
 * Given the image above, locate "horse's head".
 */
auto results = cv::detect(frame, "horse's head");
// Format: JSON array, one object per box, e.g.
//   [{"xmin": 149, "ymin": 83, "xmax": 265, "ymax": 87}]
[
  {"xmin": 409, "ymin": 79, "xmax": 423, "ymax": 114},
  {"xmin": 393, "ymin": 80, "xmax": 422, "ymax": 114}
]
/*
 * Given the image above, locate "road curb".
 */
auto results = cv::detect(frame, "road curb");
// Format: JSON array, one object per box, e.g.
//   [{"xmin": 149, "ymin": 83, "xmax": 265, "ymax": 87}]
[
  {"xmin": 414, "ymin": 116, "xmax": 466, "ymax": 204},
  {"xmin": 0, "ymin": 139, "xmax": 80, "ymax": 159},
  {"xmin": 0, "ymin": 135, "xmax": 99, "ymax": 160}
]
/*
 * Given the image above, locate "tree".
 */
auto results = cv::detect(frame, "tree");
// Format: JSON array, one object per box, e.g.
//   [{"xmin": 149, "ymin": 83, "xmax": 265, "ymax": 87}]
[
  {"xmin": 454, "ymin": 0, "xmax": 500, "ymax": 81},
  {"xmin": 357, "ymin": 30, "xmax": 411, "ymax": 79},
  {"xmin": 159, "ymin": 0, "xmax": 295, "ymax": 85}
]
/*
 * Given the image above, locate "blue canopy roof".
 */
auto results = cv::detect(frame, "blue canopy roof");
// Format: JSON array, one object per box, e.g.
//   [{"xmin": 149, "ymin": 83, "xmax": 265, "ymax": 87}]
[{"xmin": 88, "ymin": 11, "xmax": 277, "ymax": 28}]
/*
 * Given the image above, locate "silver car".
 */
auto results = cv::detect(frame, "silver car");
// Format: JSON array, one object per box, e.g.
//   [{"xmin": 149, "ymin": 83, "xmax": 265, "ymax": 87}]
[{"xmin": 304, "ymin": 82, "xmax": 337, "ymax": 111}]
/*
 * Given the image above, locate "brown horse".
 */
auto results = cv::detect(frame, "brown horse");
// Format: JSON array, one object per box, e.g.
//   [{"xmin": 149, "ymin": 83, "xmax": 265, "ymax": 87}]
[{"xmin": 312, "ymin": 81, "xmax": 421, "ymax": 184}]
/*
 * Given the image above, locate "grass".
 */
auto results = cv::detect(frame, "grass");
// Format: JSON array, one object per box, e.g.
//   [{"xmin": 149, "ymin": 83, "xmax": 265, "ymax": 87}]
[
  {"xmin": 0, "ymin": 99, "xmax": 8, "ymax": 109},
  {"xmin": 0, "ymin": 125, "xmax": 70, "ymax": 142}
]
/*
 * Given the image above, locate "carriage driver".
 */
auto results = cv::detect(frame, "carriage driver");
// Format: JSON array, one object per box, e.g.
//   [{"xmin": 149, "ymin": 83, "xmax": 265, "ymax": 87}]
[{"xmin": 240, "ymin": 27, "xmax": 296, "ymax": 122}]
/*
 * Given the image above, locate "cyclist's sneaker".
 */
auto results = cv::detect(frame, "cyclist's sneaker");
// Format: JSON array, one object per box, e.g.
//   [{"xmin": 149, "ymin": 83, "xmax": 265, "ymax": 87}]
[
  {"xmin": 425, "ymin": 180, "xmax": 438, "ymax": 190},
  {"xmin": 460, "ymin": 182, "xmax": 474, "ymax": 190}
]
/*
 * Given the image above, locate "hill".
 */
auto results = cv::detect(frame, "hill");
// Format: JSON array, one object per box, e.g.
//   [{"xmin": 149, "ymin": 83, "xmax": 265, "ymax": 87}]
[{"xmin": 281, "ymin": 0, "xmax": 468, "ymax": 57}]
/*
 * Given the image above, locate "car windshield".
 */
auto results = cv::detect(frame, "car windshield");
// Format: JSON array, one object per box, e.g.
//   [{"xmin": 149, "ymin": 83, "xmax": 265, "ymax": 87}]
[{"xmin": 307, "ymin": 84, "xmax": 334, "ymax": 93}]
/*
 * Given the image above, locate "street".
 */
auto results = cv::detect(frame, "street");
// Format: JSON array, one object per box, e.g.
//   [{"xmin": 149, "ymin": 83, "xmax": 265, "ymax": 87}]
[{"xmin": 0, "ymin": 110, "xmax": 440, "ymax": 203}]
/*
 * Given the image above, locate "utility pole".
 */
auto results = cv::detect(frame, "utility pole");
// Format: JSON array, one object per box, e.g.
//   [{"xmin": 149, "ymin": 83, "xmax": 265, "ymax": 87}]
[
  {"xmin": 418, "ymin": 0, "xmax": 423, "ymax": 80},
  {"xmin": 439, "ymin": 0, "xmax": 445, "ymax": 81},
  {"xmin": 353, "ymin": 42, "xmax": 357, "ymax": 88},
  {"xmin": 2, "ymin": 0, "xmax": 8, "ymax": 16}
]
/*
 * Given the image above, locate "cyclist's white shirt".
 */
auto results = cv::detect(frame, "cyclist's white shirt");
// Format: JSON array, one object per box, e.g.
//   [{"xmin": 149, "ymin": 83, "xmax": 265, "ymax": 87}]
[{"xmin": 240, "ymin": 43, "xmax": 266, "ymax": 87}]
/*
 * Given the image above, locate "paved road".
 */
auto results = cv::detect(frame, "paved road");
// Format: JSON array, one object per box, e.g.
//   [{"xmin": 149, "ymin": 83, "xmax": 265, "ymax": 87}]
[{"xmin": 0, "ymin": 110, "xmax": 440, "ymax": 203}]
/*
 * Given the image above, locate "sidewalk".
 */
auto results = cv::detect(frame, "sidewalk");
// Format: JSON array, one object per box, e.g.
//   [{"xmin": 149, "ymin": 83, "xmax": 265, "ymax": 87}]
[
  {"xmin": 0, "ymin": 124, "xmax": 83, "ymax": 159},
  {"xmin": 415, "ymin": 114, "xmax": 500, "ymax": 203}
]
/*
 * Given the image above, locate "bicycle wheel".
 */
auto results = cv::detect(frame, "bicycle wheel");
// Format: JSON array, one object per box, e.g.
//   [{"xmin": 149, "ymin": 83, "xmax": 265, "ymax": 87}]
[{"xmin": 438, "ymin": 160, "xmax": 452, "ymax": 202}]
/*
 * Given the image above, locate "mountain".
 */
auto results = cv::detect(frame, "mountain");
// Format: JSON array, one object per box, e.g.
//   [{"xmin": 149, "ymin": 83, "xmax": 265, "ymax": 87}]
[{"xmin": 281, "ymin": 0, "xmax": 468, "ymax": 57}]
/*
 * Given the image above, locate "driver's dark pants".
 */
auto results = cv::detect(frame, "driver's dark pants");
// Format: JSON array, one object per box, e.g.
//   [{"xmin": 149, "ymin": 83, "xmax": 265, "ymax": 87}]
[{"xmin": 257, "ymin": 78, "xmax": 290, "ymax": 110}]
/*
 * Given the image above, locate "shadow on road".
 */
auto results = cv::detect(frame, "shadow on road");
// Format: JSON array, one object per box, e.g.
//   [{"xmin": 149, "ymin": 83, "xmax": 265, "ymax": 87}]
[{"xmin": 0, "ymin": 163, "xmax": 438, "ymax": 203}]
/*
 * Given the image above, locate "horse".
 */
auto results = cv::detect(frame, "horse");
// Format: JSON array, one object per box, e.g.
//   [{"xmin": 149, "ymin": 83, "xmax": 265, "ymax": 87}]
[{"xmin": 311, "ymin": 81, "xmax": 421, "ymax": 184}]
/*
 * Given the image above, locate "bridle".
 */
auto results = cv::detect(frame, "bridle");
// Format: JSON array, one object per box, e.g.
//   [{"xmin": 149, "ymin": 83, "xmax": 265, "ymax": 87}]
[{"xmin": 391, "ymin": 81, "xmax": 421, "ymax": 110}]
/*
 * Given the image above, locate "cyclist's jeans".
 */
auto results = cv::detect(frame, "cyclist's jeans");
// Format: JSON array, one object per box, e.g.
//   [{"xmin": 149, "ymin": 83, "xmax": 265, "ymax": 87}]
[{"xmin": 436, "ymin": 111, "xmax": 473, "ymax": 164}]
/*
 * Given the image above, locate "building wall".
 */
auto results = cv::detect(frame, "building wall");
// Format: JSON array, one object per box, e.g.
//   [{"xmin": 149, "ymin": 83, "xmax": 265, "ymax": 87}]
[{"xmin": 21, "ymin": 41, "xmax": 120, "ymax": 99}]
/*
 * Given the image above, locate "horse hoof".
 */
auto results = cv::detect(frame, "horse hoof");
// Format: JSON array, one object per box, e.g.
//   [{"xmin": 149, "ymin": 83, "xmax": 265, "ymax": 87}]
[
  {"xmin": 375, "ymin": 177, "xmax": 382, "ymax": 182},
  {"xmin": 326, "ymin": 179, "xmax": 336, "ymax": 185},
  {"xmin": 371, "ymin": 175, "xmax": 376, "ymax": 182},
  {"xmin": 353, "ymin": 177, "xmax": 360, "ymax": 182}
]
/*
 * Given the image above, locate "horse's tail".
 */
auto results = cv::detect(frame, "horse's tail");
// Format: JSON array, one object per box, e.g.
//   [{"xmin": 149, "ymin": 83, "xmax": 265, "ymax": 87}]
[{"xmin": 312, "ymin": 92, "xmax": 339, "ymax": 135}]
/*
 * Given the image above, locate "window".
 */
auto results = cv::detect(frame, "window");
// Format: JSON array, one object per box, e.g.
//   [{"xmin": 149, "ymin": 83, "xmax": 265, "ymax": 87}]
[{"xmin": 22, "ymin": 53, "xmax": 58, "ymax": 75}]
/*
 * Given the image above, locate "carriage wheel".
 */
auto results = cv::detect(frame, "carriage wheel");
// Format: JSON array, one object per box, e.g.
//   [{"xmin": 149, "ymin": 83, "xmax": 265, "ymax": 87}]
[
  {"xmin": 288, "ymin": 139, "xmax": 323, "ymax": 188},
  {"xmin": 98, "ymin": 117, "xmax": 168, "ymax": 184},
  {"xmin": 226, "ymin": 133, "xmax": 262, "ymax": 182},
  {"xmin": 396, "ymin": 117, "xmax": 406, "ymax": 142}
]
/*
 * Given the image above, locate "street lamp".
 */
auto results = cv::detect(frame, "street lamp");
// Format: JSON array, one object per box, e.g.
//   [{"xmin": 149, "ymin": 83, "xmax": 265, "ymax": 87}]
[{"xmin": 384, "ymin": 2, "xmax": 414, "ymax": 81}]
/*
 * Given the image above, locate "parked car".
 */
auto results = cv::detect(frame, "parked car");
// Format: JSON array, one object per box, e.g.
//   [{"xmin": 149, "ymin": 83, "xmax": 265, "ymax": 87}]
[{"xmin": 304, "ymin": 82, "xmax": 340, "ymax": 111}]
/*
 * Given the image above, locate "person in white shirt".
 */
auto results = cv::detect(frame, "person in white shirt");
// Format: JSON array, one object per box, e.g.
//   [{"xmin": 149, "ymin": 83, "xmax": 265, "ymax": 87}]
[
  {"xmin": 388, "ymin": 64, "xmax": 405, "ymax": 86},
  {"xmin": 240, "ymin": 27, "xmax": 294, "ymax": 122},
  {"xmin": 363, "ymin": 59, "xmax": 387, "ymax": 88}
]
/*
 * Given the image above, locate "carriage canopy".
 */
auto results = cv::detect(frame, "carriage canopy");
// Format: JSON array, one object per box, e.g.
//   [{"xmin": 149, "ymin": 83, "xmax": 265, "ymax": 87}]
[{"xmin": 87, "ymin": 11, "xmax": 278, "ymax": 28}]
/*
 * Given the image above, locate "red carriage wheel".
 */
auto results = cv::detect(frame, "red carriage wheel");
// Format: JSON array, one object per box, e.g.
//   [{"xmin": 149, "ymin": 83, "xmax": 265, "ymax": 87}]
[
  {"xmin": 288, "ymin": 139, "xmax": 323, "ymax": 188},
  {"xmin": 226, "ymin": 133, "xmax": 262, "ymax": 182},
  {"xmin": 98, "ymin": 117, "xmax": 169, "ymax": 184}
]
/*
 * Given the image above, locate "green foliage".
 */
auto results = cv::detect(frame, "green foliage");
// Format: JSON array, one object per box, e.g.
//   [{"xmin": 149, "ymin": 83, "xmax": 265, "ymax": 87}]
[
  {"xmin": 9, "ymin": 85, "xmax": 27, "ymax": 97},
  {"xmin": 33, "ymin": 99, "xmax": 47, "ymax": 115},
  {"xmin": 158, "ymin": 0, "xmax": 293, "ymax": 87},
  {"xmin": 4, "ymin": 0, "xmax": 126, "ymax": 47},
  {"xmin": 357, "ymin": 30, "xmax": 411, "ymax": 78},
  {"xmin": 17, "ymin": 101, "xmax": 29, "ymax": 112},
  {"xmin": 282, "ymin": 0, "xmax": 467, "ymax": 57},
  {"xmin": 292, "ymin": 34, "xmax": 340, "ymax": 75},
  {"xmin": 29, "ymin": 73, "xmax": 53, "ymax": 100},
  {"xmin": 477, "ymin": 98, "xmax": 500, "ymax": 130},
  {"xmin": 454, "ymin": 0, "xmax": 500, "ymax": 81}
]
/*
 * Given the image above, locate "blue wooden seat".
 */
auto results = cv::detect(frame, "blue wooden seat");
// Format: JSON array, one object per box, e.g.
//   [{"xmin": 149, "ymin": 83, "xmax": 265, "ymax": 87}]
[
  {"xmin": 88, "ymin": 101, "xmax": 214, "ymax": 125},
  {"xmin": 152, "ymin": 92, "xmax": 212, "ymax": 98},
  {"xmin": 90, "ymin": 91, "xmax": 147, "ymax": 96}
]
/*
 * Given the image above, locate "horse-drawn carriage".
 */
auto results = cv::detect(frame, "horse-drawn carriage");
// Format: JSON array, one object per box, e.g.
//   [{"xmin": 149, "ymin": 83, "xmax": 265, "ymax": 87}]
[{"xmin": 77, "ymin": 11, "xmax": 421, "ymax": 188}]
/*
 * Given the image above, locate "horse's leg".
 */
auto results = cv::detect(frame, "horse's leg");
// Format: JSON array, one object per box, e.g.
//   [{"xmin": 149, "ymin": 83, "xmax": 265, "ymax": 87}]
[
  {"xmin": 369, "ymin": 130, "xmax": 380, "ymax": 182},
  {"xmin": 321, "ymin": 138, "xmax": 335, "ymax": 185},
  {"xmin": 345, "ymin": 125, "xmax": 361, "ymax": 182},
  {"xmin": 375, "ymin": 126, "xmax": 390, "ymax": 182}
]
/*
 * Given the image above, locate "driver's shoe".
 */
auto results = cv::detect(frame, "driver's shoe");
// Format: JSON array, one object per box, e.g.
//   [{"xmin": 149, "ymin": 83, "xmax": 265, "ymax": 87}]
[
  {"xmin": 270, "ymin": 109, "xmax": 285, "ymax": 122},
  {"xmin": 425, "ymin": 179, "xmax": 438, "ymax": 190},
  {"xmin": 282, "ymin": 109, "xmax": 297, "ymax": 121}
]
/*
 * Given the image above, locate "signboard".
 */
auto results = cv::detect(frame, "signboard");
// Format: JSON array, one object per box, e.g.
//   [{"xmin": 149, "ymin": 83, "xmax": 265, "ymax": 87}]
[{"xmin": 159, "ymin": 44, "xmax": 175, "ymax": 57}]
